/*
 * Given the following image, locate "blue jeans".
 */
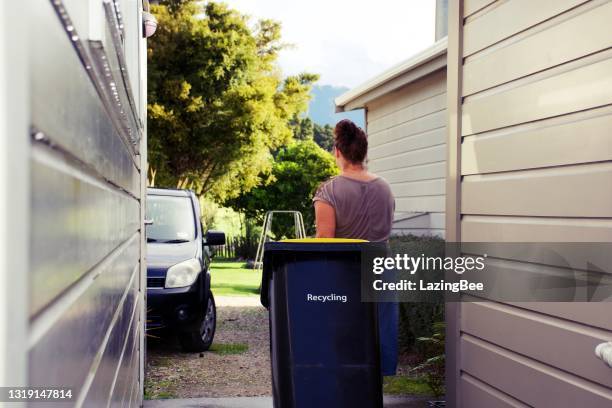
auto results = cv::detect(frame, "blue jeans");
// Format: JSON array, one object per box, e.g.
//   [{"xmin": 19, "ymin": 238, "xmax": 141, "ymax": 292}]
[{"xmin": 378, "ymin": 301, "xmax": 399, "ymax": 376}]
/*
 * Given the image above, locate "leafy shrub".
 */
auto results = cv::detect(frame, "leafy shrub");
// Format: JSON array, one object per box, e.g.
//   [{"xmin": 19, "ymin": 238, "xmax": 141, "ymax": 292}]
[
  {"xmin": 398, "ymin": 302, "xmax": 444, "ymax": 354},
  {"xmin": 414, "ymin": 322, "xmax": 446, "ymax": 397},
  {"xmin": 389, "ymin": 234, "xmax": 445, "ymax": 354}
]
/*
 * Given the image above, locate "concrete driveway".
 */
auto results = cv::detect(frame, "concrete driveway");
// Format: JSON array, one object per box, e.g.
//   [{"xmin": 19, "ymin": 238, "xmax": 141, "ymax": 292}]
[{"xmin": 144, "ymin": 395, "xmax": 435, "ymax": 408}]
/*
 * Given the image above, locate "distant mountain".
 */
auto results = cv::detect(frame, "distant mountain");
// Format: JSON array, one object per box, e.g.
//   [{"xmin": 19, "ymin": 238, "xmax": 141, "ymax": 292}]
[{"xmin": 307, "ymin": 85, "xmax": 365, "ymax": 128}]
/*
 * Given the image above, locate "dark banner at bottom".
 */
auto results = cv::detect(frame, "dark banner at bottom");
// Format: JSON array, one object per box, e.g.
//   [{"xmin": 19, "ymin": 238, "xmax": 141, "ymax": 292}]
[{"xmin": 360, "ymin": 242, "xmax": 612, "ymax": 303}]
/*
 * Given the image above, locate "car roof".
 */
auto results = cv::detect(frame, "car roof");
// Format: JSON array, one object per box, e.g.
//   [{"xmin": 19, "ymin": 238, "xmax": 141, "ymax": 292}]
[{"xmin": 147, "ymin": 187, "xmax": 194, "ymax": 197}]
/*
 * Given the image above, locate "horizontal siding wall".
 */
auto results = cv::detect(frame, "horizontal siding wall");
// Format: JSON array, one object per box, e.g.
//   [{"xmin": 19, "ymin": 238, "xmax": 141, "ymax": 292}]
[
  {"xmin": 0, "ymin": 0, "xmax": 29, "ymax": 389},
  {"xmin": 28, "ymin": 0, "xmax": 145, "ymax": 406},
  {"xmin": 366, "ymin": 69, "xmax": 447, "ymax": 237},
  {"xmin": 454, "ymin": 0, "xmax": 612, "ymax": 406}
]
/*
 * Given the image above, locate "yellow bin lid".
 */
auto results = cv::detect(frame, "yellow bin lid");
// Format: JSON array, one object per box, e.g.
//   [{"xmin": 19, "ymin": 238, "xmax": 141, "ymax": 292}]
[{"xmin": 280, "ymin": 238, "xmax": 368, "ymax": 243}]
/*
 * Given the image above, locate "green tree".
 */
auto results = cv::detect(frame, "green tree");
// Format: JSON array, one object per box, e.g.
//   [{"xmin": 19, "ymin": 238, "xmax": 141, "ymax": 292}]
[
  {"xmin": 313, "ymin": 123, "xmax": 335, "ymax": 151},
  {"xmin": 147, "ymin": 1, "xmax": 318, "ymax": 200},
  {"xmin": 227, "ymin": 140, "xmax": 339, "ymax": 236},
  {"xmin": 291, "ymin": 116, "xmax": 314, "ymax": 141},
  {"xmin": 289, "ymin": 117, "xmax": 334, "ymax": 150}
]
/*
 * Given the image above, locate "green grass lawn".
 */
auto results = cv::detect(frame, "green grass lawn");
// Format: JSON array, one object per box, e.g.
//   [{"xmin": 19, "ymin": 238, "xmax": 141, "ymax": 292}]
[
  {"xmin": 383, "ymin": 375, "xmax": 433, "ymax": 396},
  {"xmin": 210, "ymin": 258, "xmax": 261, "ymax": 296},
  {"xmin": 209, "ymin": 342, "xmax": 249, "ymax": 355}
]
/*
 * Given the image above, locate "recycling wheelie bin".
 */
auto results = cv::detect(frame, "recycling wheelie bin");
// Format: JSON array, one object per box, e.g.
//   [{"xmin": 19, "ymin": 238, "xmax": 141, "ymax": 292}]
[{"xmin": 260, "ymin": 238, "xmax": 384, "ymax": 408}]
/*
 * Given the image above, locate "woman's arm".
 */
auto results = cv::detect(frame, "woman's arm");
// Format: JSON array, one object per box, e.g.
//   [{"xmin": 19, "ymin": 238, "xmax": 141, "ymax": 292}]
[{"xmin": 314, "ymin": 200, "xmax": 336, "ymax": 238}]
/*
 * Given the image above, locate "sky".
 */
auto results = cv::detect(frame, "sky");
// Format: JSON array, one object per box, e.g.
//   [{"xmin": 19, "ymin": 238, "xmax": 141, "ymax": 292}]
[{"xmin": 220, "ymin": 0, "xmax": 437, "ymax": 88}]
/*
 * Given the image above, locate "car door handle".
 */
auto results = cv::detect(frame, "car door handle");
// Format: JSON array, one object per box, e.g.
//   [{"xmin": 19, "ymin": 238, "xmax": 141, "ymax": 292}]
[{"xmin": 595, "ymin": 342, "xmax": 612, "ymax": 368}]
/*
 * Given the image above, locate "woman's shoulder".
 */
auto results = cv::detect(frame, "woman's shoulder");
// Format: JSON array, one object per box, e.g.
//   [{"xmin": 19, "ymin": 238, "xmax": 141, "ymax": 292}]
[
  {"xmin": 314, "ymin": 176, "xmax": 340, "ymax": 201},
  {"xmin": 319, "ymin": 175, "xmax": 343, "ymax": 189},
  {"xmin": 370, "ymin": 173, "xmax": 390, "ymax": 186},
  {"xmin": 371, "ymin": 175, "xmax": 394, "ymax": 195},
  {"xmin": 312, "ymin": 177, "xmax": 336, "ymax": 207}
]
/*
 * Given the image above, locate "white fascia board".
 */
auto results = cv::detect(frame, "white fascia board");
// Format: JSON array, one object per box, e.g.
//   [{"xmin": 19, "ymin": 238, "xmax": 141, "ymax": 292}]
[{"xmin": 336, "ymin": 37, "xmax": 448, "ymax": 111}]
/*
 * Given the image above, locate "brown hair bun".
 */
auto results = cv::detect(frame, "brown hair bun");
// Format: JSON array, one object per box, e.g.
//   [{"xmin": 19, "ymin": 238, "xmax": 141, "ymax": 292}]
[{"xmin": 334, "ymin": 119, "xmax": 368, "ymax": 164}]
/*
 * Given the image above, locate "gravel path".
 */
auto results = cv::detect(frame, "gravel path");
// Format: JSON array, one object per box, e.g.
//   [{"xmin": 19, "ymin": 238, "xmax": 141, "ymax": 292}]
[
  {"xmin": 146, "ymin": 298, "xmax": 437, "ymax": 406},
  {"xmin": 146, "ymin": 304, "xmax": 271, "ymax": 398},
  {"xmin": 215, "ymin": 296, "xmax": 262, "ymax": 307}
]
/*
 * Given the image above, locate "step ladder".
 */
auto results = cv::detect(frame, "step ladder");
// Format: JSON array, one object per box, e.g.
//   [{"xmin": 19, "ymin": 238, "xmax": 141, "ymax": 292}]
[{"xmin": 253, "ymin": 210, "xmax": 305, "ymax": 270}]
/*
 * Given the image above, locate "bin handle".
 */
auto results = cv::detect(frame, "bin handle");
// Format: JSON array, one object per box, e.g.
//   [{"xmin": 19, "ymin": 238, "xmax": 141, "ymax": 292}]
[
  {"xmin": 596, "ymin": 342, "xmax": 612, "ymax": 368},
  {"xmin": 260, "ymin": 256, "xmax": 270, "ymax": 309}
]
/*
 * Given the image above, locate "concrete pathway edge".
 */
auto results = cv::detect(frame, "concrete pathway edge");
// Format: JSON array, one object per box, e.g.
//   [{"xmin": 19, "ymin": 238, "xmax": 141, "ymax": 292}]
[{"xmin": 144, "ymin": 395, "xmax": 435, "ymax": 408}]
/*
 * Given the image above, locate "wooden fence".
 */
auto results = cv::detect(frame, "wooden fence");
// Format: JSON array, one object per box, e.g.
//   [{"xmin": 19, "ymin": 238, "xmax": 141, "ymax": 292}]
[{"xmin": 211, "ymin": 236, "xmax": 257, "ymax": 260}]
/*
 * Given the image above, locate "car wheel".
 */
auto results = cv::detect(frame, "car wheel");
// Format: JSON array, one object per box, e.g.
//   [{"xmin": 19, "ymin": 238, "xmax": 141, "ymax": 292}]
[{"xmin": 179, "ymin": 291, "xmax": 216, "ymax": 352}]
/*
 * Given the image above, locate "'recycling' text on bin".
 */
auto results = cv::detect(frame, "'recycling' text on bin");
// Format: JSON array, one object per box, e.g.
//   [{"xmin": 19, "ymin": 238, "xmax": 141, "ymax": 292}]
[{"xmin": 306, "ymin": 294, "xmax": 348, "ymax": 303}]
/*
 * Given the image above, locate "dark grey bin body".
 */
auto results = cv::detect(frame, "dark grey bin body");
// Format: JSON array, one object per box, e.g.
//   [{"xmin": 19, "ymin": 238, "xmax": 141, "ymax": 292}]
[{"xmin": 261, "ymin": 242, "xmax": 383, "ymax": 408}]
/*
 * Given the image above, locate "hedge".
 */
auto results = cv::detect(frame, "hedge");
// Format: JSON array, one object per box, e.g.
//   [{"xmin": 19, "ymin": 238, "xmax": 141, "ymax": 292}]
[{"xmin": 389, "ymin": 234, "xmax": 445, "ymax": 355}]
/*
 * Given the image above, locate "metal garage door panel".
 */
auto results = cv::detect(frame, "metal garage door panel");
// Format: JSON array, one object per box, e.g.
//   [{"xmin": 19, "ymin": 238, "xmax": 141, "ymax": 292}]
[
  {"xmin": 461, "ymin": 162, "xmax": 612, "ymax": 217},
  {"xmin": 462, "ymin": 301, "xmax": 612, "ymax": 388},
  {"xmin": 125, "ymin": 337, "xmax": 141, "ymax": 406},
  {"xmin": 461, "ymin": 107, "xmax": 612, "ymax": 175},
  {"xmin": 83, "ymin": 287, "xmax": 140, "ymax": 407},
  {"xmin": 112, "ymin": 323, "xmax": 140, "ymax": 407},
  {"xmin": 461, "ymin": 335, "xmax": 612, "ymax": 407},
  {"xmin": 129, "ymin": 378, "xmax": 140, "ymax": 407},
  {"xmin": 30, "ymin": 148, "xmax": 139, "ymax": 316},
  {"xmin": 29, "ymin": 238, "xmax": 139, "ymax": 392},
  {"xmin": 31, "ymin": 1, "xmax": 139, "ymax": 196}
]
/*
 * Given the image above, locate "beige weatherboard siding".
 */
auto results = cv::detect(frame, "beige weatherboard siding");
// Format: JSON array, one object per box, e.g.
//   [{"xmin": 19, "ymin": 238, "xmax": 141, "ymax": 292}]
[
  {"xmin": 447, "ymin": 0, "xmax": 612, "ymax": 406},
  {"xmin": 336, "ymin": 38, "xmax": 448, "ymax": 237}
]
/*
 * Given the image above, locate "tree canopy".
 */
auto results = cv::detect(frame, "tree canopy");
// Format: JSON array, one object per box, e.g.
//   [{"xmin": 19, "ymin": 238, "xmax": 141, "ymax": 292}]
[
  {"xmin": 227, "ymin": 140, "xmax": 339, "ymax": 236},
  {"xmin": 147, "ymin": 1, "xmax": 318, "ymax": 200},
  {"xmin": 313, "ymin": 123, "xmax": 335, "ymax": 152},
  {"xmin": 290, "ymin": 117, "xmax": 335, "ymax": 151}
]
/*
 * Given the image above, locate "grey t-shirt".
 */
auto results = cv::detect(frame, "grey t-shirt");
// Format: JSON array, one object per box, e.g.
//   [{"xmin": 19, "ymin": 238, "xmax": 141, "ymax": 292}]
[{"xmin": 313, "ymin": 175, "xmax": 395, "ymax": 242}]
